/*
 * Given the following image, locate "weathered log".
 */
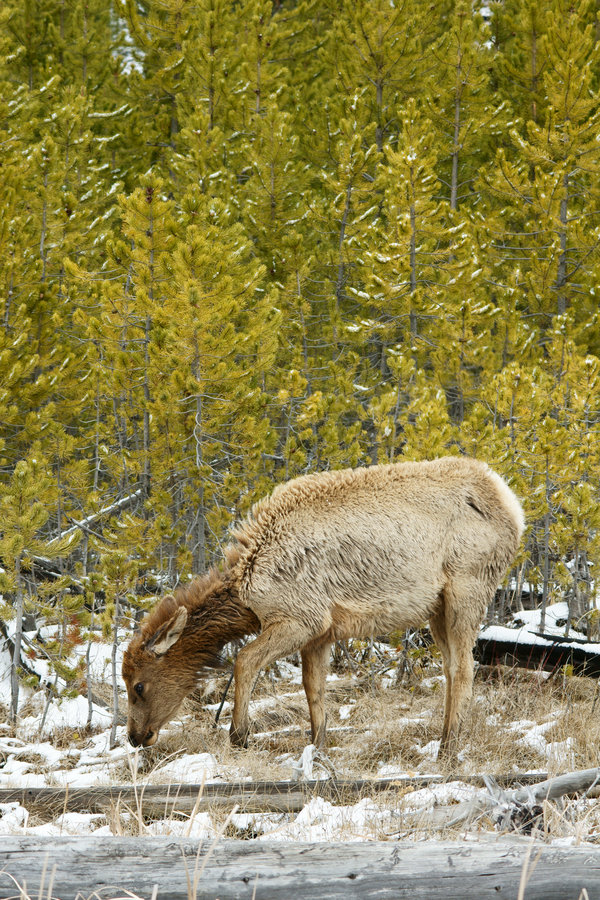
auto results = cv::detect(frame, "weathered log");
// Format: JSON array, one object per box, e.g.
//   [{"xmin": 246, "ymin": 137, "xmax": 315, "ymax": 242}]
[
  {"xmin": 1, "ymin": 836, "xmax": 600, "ymax": 899},
  {"xmin": 0, "ymin": 774, "xmax": 549, "ymax": 820},
  {"xmin": 58, "ymin": 489, "xmax": 144, "ymax": 542},
  {"xmin": 401, "ymin": 767, "xmax": 600, "ymax": 832},
  {"xmin": 504, "ymin": 766, "xmax": 600, "ymax": 804},
  {"xmin": 476, "ymin": 633, "xmax": 600, "ymax": 677}
]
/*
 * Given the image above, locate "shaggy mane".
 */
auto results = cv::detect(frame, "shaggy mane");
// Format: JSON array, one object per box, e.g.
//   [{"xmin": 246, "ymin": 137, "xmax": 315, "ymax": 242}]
[
  {"xmin": 135, "ymin": 567, "xmax": 228, "ymax": 640},
  {"xmin": 136, "ymin": 560, "xmax": 259, "ymax": 651},
  {"xmin": 174, "ymin": 567, "xmax": 231, "ymax": 610}
]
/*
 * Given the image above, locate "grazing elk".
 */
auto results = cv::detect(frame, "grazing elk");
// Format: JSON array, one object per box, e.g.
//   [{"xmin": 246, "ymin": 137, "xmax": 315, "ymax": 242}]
[{"xmin": 123, "ymin": 456, "xmax": 524, "ymax": 756}]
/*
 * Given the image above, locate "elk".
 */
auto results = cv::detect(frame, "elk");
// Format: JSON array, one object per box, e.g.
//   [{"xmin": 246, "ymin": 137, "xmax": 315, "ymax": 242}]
[{"xmin": 123, "ymin": 456, "xmax": 524, "ymax": 756}]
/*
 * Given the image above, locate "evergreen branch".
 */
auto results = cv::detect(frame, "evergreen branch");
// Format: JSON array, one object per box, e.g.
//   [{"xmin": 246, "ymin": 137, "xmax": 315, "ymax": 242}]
[{"xmin": 57, "ymin": 490, "xmax": 144, "ymax": 542}]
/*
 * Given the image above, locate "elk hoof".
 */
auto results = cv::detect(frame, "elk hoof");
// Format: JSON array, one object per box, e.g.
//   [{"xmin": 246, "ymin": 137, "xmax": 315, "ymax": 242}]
[
  {"xmin": 229, "ymin": 723, "xmax": 249, "ymax": 748},
  {"xmin": 437, "ymin": 735, "xmax": 459, "ymax": 763}
]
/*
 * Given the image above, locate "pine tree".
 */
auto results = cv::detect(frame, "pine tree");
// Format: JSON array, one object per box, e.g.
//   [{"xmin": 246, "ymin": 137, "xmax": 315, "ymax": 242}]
[
  {"xmin": 483, "ymin": 0, "xmax": 600, "ymax": 343},
  {"xmin": 53, "ymin": 0, "xmax": 115, "ymax": 92},
  {"xmin": 232, "ymin": 0, "xmax": 292, "ymax": 125},
  {"xmin": 239, "ymin": 105, "xmax": 308, "ymax": 282},
  {"xmin": 1, "ymin": 0, "xmax": 126, "ymax": 472},
  {"xmin": 90, "ymin": 174, "xmax": 175, "ymax": 509},
  {"xmin": 491, "ymin": 0, "xmax": 551, "ymax": 127},
  {"xmin": 270, "ymin": 232, "xmax": 366, "ymax": 473},
  {"xmin": 364, "ymin": 100, "xmax": 464, "ymax": 370},
  {"xmin": 471, "ymin": 310, "xmax": 600, "ymax": 624},
  {"xmin": 322, "ymin": 0, "xmax": 436, "ymax": 152},
  {"xmin": 4, "ymin": 0, "xmax": 62, "ymax": 91},
  {"xmin": 169, "ymin": 0, "xmax": 239, "ymax": 196},
  {"xmin": 118, "ymin": 0, "xmax": 192, "ymax": 177},
  {"xmin": 425, "ymin": 1, "xmax": 503, "ymax": 211},
  {"xmin": 97, "ymin": 539, "xmax": 139, "ymax": 747},
  {"xmin": 0, "ymin": 454, "xmax": 77, "ymax": 723},
  {"xmin": 311, "ymin": 113, "xmax": 378, "ymax": 341},
  {"xmin": 159, "ymin": 185, "xmax": 279, "ymax": 569}
]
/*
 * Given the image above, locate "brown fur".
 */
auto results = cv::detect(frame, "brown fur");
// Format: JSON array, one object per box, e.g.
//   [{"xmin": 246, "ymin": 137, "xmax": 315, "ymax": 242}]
[{"xmin": 122, "ymin": 456, "xmax": 525, "ymax": 757}]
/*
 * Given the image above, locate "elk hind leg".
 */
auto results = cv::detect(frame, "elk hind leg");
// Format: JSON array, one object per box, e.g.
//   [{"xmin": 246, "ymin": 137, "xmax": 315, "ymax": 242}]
[
  {"xmin": 432, "ymin": 579, "xmax": 484, "ymax": 758},
  {"xmin": 301, "ymin": 637, "xmax": 332, "ymax": 748},
  {"xmin": 429, "ymin": 606, "xmax": 453, "ymax": 752},
  {"xmin": 230, "ymin": 620, "xmax": 313, "ymax": 747}
]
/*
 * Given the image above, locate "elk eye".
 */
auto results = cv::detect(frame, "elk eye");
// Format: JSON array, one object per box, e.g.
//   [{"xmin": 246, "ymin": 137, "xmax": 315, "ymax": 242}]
[{"xmin": 134, "ymin": 683, "xmax": 144, "ymax": 697}]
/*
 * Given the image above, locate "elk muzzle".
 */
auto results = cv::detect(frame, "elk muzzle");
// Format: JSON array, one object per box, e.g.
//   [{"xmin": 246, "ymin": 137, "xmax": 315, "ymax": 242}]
[{"xmin": 128, "ymin": 728, "xmax": 158, "ymax": 748}]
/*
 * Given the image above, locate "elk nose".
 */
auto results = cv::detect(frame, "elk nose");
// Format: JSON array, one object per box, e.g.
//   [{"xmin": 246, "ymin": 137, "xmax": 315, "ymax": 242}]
[{"xmin": 128, "ymin": 730, "xmax": 154, "ymax": 747}]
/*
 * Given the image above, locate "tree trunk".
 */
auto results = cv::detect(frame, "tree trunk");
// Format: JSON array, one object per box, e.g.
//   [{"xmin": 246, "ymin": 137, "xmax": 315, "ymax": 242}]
[
  {"xmin": 540, "ymin": 454, "xmax": 551, "ymax": 634},
  {"xmin": 110, "ymin": 593, "xmax": 122, "ymax": 749},
  {"xmin": 9, "ymin": 555, "xmax": 24, "ymax": 726}
]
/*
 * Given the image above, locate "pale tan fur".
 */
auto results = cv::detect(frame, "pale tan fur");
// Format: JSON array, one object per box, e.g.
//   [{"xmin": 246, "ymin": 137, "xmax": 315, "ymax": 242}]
[{"xmin": 123, "ymin": 456, "xmax": 524, "ymax": 757}]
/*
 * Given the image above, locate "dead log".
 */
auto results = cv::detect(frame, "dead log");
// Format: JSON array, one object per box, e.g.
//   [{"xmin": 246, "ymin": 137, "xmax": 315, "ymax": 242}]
[
  {"xmin": 498, "ymin": 766, "xmax": 600, "ymax": 804},
  {"xmin": 58, "ymin": 489, "xmax": 144, "ymax": 542},
  {"xmin": 0, "ymin": 774, "xmax": 549, "ymax": 821},
  {"xmin": 1, "ymin": 836, "xmax": 600, "ymax": 899},
  {"xmin": 476, "ymin": 633, "xmax": 600, "ymax": 677},
  {"xmin": 402, "ymin": 767, "xmax": 600, "ymax": 833}
]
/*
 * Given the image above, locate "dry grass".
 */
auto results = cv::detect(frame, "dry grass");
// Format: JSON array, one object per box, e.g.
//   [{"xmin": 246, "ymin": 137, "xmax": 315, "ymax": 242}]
[
  {"xmin": 9, "ymin": 651, "xmax": 600, "ymax": 786},
  {"xmin": 6, "ymin": 646, "xmax": 600, "ymax": 899},
  {"xmin": 7, "ymin": 650, "xmax": 600, "ymax": 845},
  {"xmin": 113, "ymin": 657, "xmax": 600, "ymax": 786}
]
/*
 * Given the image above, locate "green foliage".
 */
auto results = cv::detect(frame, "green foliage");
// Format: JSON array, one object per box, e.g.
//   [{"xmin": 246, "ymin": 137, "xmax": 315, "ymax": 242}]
[
  {"xmin": 1, "ymin": 0, "xmax": 600, "ymax": 696},
  {"xmin": 0, "ymin": 454, "xmax": 80, "ymax": 717}
]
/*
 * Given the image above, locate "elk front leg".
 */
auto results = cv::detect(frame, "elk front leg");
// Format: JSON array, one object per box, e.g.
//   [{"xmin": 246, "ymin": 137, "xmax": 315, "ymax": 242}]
[{"xmin": 230, "ymin": 620, "xmax": 313, "ymax": 747}]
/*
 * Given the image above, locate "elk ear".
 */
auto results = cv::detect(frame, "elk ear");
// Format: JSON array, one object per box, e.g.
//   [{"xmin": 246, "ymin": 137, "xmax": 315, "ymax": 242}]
[{"xmin": 145, "ymin": 606, "xmax": 188, "ymax": 656}]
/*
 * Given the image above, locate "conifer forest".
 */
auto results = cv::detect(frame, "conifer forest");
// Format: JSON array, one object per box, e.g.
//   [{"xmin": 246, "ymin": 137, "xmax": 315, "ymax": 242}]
[{"xmin": 1, "ymin": 0, "xmax": 600, "ymax": 705}]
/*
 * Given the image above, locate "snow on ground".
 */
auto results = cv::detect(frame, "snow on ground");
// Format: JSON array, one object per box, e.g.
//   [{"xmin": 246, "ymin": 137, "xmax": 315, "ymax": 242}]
[
  {"xmin": 481, "ymin": 601, "xmax": 600, "ymax": 653},
  {"xmin": 0, "ymin": 603, "xmax": 597, "ymax": 841},
  {"xmin": 0, "ymin": 688, "xmax": 584, "ymax": 842},
  {"xmin": 0, "ymin": 645, "xmax": 500, "ymax": 842}
]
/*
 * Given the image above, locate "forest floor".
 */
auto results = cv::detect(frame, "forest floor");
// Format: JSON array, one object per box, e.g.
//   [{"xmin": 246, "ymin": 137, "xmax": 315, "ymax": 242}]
[{"xmin": 1, "ymin": 602, "xmax": 600, "ymax": 846}]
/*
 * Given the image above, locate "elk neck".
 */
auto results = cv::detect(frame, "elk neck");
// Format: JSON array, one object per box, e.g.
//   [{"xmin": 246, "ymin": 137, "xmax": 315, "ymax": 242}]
[{"xmin": 175, "ymin": 570, "xmax": 261, "ymax": 667}]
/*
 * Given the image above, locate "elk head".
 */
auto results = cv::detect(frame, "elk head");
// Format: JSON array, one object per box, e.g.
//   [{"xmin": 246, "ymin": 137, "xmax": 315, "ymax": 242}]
[{"xmin": 122, "ymin": 596, "xmax": 196, "ymax": 748}]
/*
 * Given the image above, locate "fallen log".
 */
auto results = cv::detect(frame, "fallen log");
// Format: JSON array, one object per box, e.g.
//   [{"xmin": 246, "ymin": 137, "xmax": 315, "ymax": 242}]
[
  {"xmin": 399, "ymin": 767, "xmax": 600, "ymax": 833},
  {"xmin": 1, "ymin": 835, "xmax": 600, "ymax": 899},
  {"xmin": 0, "ymin": 773, "xmax": 549, "ymax": 820},
  {"xmin": 476, "ymin": 633, "xmax": 600, "ymax": 677}
]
